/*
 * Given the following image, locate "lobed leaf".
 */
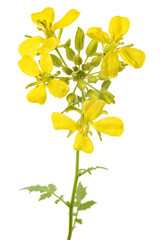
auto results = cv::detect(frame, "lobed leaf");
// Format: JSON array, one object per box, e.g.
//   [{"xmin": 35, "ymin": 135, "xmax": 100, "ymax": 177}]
[{"xmin": 78, "ymin": 201, "xmax": 96, "ymax": 211}]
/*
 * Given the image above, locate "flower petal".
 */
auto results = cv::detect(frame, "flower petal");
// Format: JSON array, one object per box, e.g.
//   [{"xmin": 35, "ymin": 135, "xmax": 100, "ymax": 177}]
[
  {"xmin": 51, "ymin": 112, "xmax": 80, "ymax": 131},
  {"xmin": 26, "ymin": 84, "xmax": 47, "ymax": 105},
  {"xmin": 52, "ymin": 9, "xmax": 80, "ymax": 30},
  {"xmin": 18, "ymin": 36, "xmax": 43, "ymax": 57},
  {"xmin": 92, "ymin": 117, "xmax": 124, "ymax": 137},
  {"xmin": 47, "ymin": 80, "xmax": 69, "ymax": 98},
  {"xmin": 73, "ymin": 132, "xmax": 94, "ymax": 154},
  {"xmin": 31, "ymin": 7, "xmax": 55, "ymax": 28},
  {"xmin": 82, "ymin": 99, "xmax": 105, "ymax": 121},
  {"xmin": 38, "ymin": 37, "xmax": 60, "ymax": 54},
  {"xmin": 86, "ymin": 27, "xmax": 110, "ymax": 43},
  {"xmin": 101, "ymin": 51, "xmax": 120, "ymax": 78},
  {"xmin": 18, "ymin": 55, "xmax": 41, "ymax": 77},
  {"xmin": 118, "ymin": 48, "xmax": 145, "ymax": 68},
  {"xmin": 40, "ymin": 54, "xmax": 53, "ymax": 74},
  {"xmin": 109, "ymin": 16, "xmax": 130, "ymax": 41}
]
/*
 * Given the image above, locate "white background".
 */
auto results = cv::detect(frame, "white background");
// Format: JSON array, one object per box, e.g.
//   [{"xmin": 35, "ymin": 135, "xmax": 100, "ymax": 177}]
[{"xmin": 0, "ymin": 0, "xmax": 160, "ymax": 239}]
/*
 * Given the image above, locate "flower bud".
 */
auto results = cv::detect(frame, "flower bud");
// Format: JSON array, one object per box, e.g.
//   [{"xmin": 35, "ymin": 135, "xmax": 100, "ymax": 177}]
[
  {"xmin": 82, "ymin": 63, "xmax": 91, "ymax": 71},
  {"xmin": 62, "ymin": 67, "xmax": 73, "ymax": 75},
  {"xmin": 66, "ymin": 47, "xmax": 76, "ymax": 61},
  {"xmin": 86, "ymin": 40, "xmax": 98, "ymax": 57},
  {"xmin": 66, "ymin": 93, "xmax": 77, "ymax": 104},
  {"xmin": 101, "ymin": 80, "xmax": 111, "ymax": 90},
  {"xmin": 88, "ymin": 75, "xmax": 98, "ymax": 83},
  {"xmin": 100, "ymin": 91, "xmax": 115, "ymax": 104},
  {"xmin": 87, "ymin": 90, "xmax": 99, "ymax": 99},
  {"xmin": 73, "ymin": 66, "xmax": 79, "ymax": 72},
  {"xmin": 74, "ymin": 55, "xmax": 83, "ymax": 65},
  {"xmin": 98, "ymin": 72, "xmax": 110, "ymax": 80},
  {"xmin": 75, "ymin": 27, "xmax": 85, "ymax": 52},
  {"xmin": 50, "ymin": 54, "xmax": 62, "ymax": 67},
  {"xmin": 90, "ymin": 56, "xmax": 101, "ymax": 67},
  {"xmin": 77, "ymin": 80, "xmax": 86, "ymax": 90}
]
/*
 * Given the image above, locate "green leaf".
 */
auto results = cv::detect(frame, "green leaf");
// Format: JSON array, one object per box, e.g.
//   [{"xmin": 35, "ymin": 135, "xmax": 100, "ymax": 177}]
[
  {"xmin": 78, "ymin": 201, "xmax": 96, "ymax": 211},
  {"xmin": 79, "ymin": 166, "xmax": 108, "ymax": 177},
  {"xmin": 21, "ymin": 185, "xmax": 48, "ymax": 193},
  {"xmin": 55, "ymin": 195, "xmax": 64, "ymax": 204},
  {"xmin": 48, "ymin": 184, "xmax": 57, "ymax": 193},
  {"xmin": 76, "ymin": 182, "xmax": 87, "ymax": 203},
  {"xmin": 75, "ymin": 218, "xmax": 82, "ymax": 224},
  {"xmin": 39, "ymin": 192, "xmax": 52, "ymax": 201}
]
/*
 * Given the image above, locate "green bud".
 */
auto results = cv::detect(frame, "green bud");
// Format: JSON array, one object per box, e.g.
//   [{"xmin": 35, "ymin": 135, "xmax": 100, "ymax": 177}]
[
  {"xmin": 66, "ymin": 93, "xmax": 77, "ymax": 104},
  {"xmin": 88, "ymin": 75, "xmax": 98, "ymax": 83},
  {"xmin": 58, "ymin": 77, "xmax": 70, "ymax": 85},
  {"xmin": 75, "ymin": 27, "xmax": 85, "ymax": 52},
  {"xmin": 87, "ymin": 90, "xmax": 99, "ymax": 99},
  {"xmin": 62, "ymin": 67, "xmax": 73, "ymax": 75},
  {"xmin": 64, "ymin": 39, "xmax": 71, "ymax": 48},
  {"xmin": 90, "ymin": 57, "xmax": 101, "ymax": 67},
  {"xmin": 66, "ymin": 47, "xmax": 76, "ymax": 61},
  {"xmin": 98, "ymin": 72, "xmax": 110, "ymax": 80},
  {"xmin": 77, "ymin": 80, "xmax": 86, "ymax": 90},
  {"xmin": 101, "ymin": 80, "xmax": 111, "ymax": 90},
  {"xmin": 118, "ymin": 61, "xmax": 128, "ymax": 72},
  {"xmin": 73, "ymin": 66, "xmax": 79, "ymax": 72},
  {"xmin": 100, "ymin": 90, "xmax": 115, "ymax": 104},
  {"xmin": 86, "ymin": 40, "xmax": 98, "ymax": 57},
  {"xmin": 50, "ymin": 54, "xmax": 62, "ymax": 67},
  {"xmin": 74, "ymin": 55, "xmax": 83, "ymax": 66},
  {"xmin": 82, "ymin": 63, "xmax": 91, "ymax": 71}
]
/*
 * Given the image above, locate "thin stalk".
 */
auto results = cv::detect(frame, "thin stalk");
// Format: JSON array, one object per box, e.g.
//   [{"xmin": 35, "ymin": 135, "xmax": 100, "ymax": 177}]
[
  {"xmin": 52, "ymin": 192, "xmax": 69, "ymax": 207},
  {"xmin": 67, "ymin": 151, "xmax": 80, "ymax": 240},
  {"xmin": 85, "ymin": 82, "xmax": 101, "ymax": 94},
  {"xmin": 55, "ymin": 48, "xmax": 68, "ymax": 67}
]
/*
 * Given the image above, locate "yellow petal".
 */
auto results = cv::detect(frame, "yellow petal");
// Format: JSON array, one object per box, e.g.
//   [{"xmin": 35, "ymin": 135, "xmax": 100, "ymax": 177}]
[
  {"xmin": 51, "ymin": 112, "xmax": 80, "ymax": 131},
  {"xmin": 101, "ymin": 51, "xmax": 120, "ymax": 78},
  {"xmin": 52, "ymin": 9, "xmax": 80, "ymax": 30},
  {"xmin": 40, "ymin": 54, "xmax": 53, "ymax": 74},
  {"xmin": 47, "ymin": 80, "xmax": 69, "ymax": 98},
  {"xmin": 18, "ymin": 55, "xmax": 41, "ymax": 77},
  {"xmin": 31, "ymin": 7, "xmax": 55, "ymax": 28},
  {"xmin": 18, "ymin": 36, "xmax": 43, "ymax": 57},
  {"xmin": 82, "ymin": 99, "xmax": 105, "ymax": 121},
  {"xmin": 38, "ymin": 37, "xmax": 60, "ymax": 54},
  {"xmin": 27, "ymin": 84, "xmax": 47, "ymax": 105},
  {"xmin": 118, "ymin": 48, "xmax": 145, "ymax": 68},
  {"xmin": 92, "ymin": 117, "xmax": 124, "ymax": 137},
  {"xmin": 73, "ymin": 132, "xmax": 94, "ymax": 154},
  {"xmin": 86, "ymin": 27, "xmax": 110, "ymax": 43},
  {"xmin": 109, "ymin": 16, "xmax": 130, "ymax": 40}
]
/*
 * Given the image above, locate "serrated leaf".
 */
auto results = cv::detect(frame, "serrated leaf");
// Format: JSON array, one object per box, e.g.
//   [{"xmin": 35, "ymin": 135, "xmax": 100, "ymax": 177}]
[
  {"xmin": 76, "ymin": 182, "xmax": 87, "ymax": 203},
  {"xmin": 39, "ymin": 192, "xmax": 52, "ymax": 201},
  {"xmin": 78, "ymin": 201, "xmax": 96, "ymax": 211},
  {"xmin": 75, "ymin": 218, "xmax": 82, "ymax": 224},
  {"xmin": 55, "ymin": 195, "xmax": 64, "ymax": 204},
  {"xmin": 21, "ymin": 185, "xmax": 48, "ymax": 193},
  {"xmin": 48, "ymin": 184, "xmax": 57, "ymax": 193}
]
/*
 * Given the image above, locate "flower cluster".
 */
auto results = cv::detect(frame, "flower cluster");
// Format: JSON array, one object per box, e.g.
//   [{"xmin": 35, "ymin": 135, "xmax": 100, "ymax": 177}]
[{"xmin": 18, "ymin": 7, "xmax": 145, "ymax": 153}]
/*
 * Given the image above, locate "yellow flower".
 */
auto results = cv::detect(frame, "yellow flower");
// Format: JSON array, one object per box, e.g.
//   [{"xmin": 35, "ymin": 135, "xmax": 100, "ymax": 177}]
[
  {"xmin": 51, "ymin": 99, "xmax": 124, "ymax": 153},
  {"xmin": 18, "ymin": 36, "xmax": 60, "ymax": 72},
  {"xmin": 31, "ymin": 7, "xmax": 80, "ymax": 30},
  {"xmin": 18, "ymin": 55, "xmax": 70, "ymax": 104},
  {"xmin": 86, "ymin": 16, "xmax": 145, "ymax": 78}
]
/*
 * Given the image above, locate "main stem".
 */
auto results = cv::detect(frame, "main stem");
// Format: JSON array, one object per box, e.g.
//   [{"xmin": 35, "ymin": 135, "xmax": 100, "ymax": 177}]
[{"xmin": 67, "ymin": 151, "xmax": 80, "ymax": 240}]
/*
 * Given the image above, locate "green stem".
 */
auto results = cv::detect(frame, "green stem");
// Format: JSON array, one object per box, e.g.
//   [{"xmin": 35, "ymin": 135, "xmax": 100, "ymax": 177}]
[
  {"xmin": 55, "ymin": 48, "xmax": 68, "ymax": 67},
  {"xmin": 85, "ymin": 82, "xmax": 101, "ymax": 94},
  {"xmin": 90, "ymin": 71, "xmax": 101, "ymax": 75},
  {"xmin": 67, "ymin": 151, "xmax": 80, "ymax": 240}
]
